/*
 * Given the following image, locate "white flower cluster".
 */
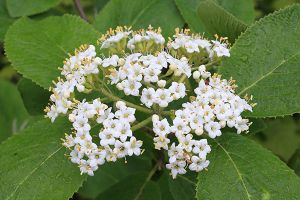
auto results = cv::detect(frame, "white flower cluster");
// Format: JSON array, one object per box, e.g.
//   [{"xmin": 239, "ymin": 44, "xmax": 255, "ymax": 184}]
[
  {"xmin": 127, "ymin": 29, "xmax": 165, "ymax": 50},
  {"xmin": 151, "ymin": 65, "xmax": 252, "ymax": 178},
  {"xmin": 168, "ymin": 29, "xmax": 230, "ymax": 59},
  {"xmin": 62, "ymin": 100, "xmax": 142, "ymax": 176},
  {"xmin": 152, "ymin": 115, "xmax": 211, "ymax": 178},
  {"xmin": 100, "ymin": 26, "xmax": 165, "ymax": 51},
  {"xmin": 45, "ymin": 26, "xmax": 253, "ymax": 179},
  {"xmin": 45, "ymin": 45, "xmax": 102, "ymax": 122},
  {"xmin": 103, "ymin": 52, "xmax": 188, "ymax": 108}
]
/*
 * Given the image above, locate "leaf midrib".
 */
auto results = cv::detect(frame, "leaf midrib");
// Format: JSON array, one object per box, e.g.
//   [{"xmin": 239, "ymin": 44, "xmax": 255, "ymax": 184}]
[
  {"xmin": 133, "ymin": 162, "xmax": 159, "ymax": 200},
  {"xmin": 238, "ymin": 50, "xmax": 300, "ymax": 95},
  {"xmin": 6, "ymin": 146, "xmax": 63, "ymax": 200},
  {"xmin": 213, "ymin": 140, "xmax": 251, "ymax": 200}
]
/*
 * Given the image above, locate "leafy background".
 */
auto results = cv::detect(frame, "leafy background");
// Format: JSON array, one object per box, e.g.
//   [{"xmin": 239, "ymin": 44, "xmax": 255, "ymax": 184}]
[{"xmin": 0, "ymin": 0, "xmax": 300, "ymax": 199}]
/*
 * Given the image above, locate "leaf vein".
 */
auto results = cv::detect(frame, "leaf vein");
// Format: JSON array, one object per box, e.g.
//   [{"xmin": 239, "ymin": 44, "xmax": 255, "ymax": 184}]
[
  {"xmin": 214, "ymin": 140, "xmax": 251, "ymax": 200},
  {"xmin": 238, "ymin": 50, "xmax": 300, "ymax": 95},
  {"xmin": 6, "ymin": 146, "xmax": 63, "ymax": 200}
]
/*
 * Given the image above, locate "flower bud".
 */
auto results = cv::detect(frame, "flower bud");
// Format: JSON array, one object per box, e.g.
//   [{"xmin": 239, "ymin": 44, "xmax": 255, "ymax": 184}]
[
  {"xmin": 116, "ymin": 83, "xmax": 123, "ymax": 90},
  {"xmin": 198, "ymin": 65, "xmax": 206, "ymax": 72},
  {"xmin": 193, "ymin": 71, "xmax": 200, "ymax": 79},
  {"xmin": 116, "ymin": 101, "xmax": 126, "ymax": 109},
  {"xmin": 157, "ymin": 80, "xmax": 166, "ymax": 88},
  {"xmin": 152, "ymin": 114, "xmax": 159, "ymax": 122},
  {"xmin": 118, "ymin": 58, "xmax": 125, "ymax": 66},
  {"xmin": 195, "ymin": 128, "xmax": 204, "ymax": 135}
]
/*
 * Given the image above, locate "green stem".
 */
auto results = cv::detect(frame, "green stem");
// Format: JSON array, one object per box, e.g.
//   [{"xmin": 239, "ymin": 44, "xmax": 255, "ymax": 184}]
[
  {"xmin": 131, "ymin": 116, "xmax": 153, "ymax": 131},
  {"xmin": 161, "ymin": 110, "xmax": 174, "ymax": 116},
  {"xmin": 133, "ymin": 161, "xmax": 161, "ymax": 200},
  {"xmin": 191, "ymin": 59, "xmax": 220, "ymax": 71},
  {"xmin": 98, "ymin": 87, "xmax": 153, "ymax": 114},
  {"xmin": 179, "ymin": 75, "xmax": 187, "ymax": 83}
]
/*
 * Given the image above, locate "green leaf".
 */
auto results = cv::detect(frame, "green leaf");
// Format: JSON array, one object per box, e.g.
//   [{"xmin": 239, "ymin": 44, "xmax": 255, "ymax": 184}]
[
  {"xmin": 0, "ymin": 0, "xmax": 14, "ymax": 41},
  {"xmin": 157, "ymin": 171, "xmax": 175, "ymax": 200},
  {"xmin": 288, "ymin": 149, "xmax": 300, "ymax": 177},
  {"xmin": 79, "ymin": 158, "xmax": 152, "ymax": 199},
  {"xmin": 169, "ymin": 173, "xmax": 196, "ymax": 200},
  {"xmin": 252, "ymin": 117, "xmax": 300, "ymax": 162},
  {"xmin": 197, "ymin": 0, "xmax": 248, "ymax": 42},
  {"xmin": 197, "ymin": 133, "xmax": 300, "ymax": 199},
  {"xmin": 6, "ymin": 0, "xmax": 61, "ymax": 17},
  {"xmin": 5, "ymin": 15, "xmax": 100, "ymax": 89},
  {"xmin": 17, "ymin": 78, "xmax": 50, "ymax": 115},
  {"xmin": 93, "ymin": 0, "xmax": 184, "ymax": 38},
  {"xmin": 0, "ymin": 80, "xmax": 29, "ymax": 142},
  {"xmin": 0, "ymin": 118, "xmax": 86, "ymax": 200},
  {"xmin": 174, "ymin": 0, "xmax": 254, "ymax": 38},
  {"xmin": 215, "ymin": 0, "xmax": 255, "ymax": 24},
  {"xmin": 96, "ymin": 172, "xmax": 161, "ymax": 200},
  {"xmin": 220, "ymin": 5, "xmax": 300, "ymax": 117},
  {"xmin": 248, "ymin": 119, "xmax": 267, "ymax": 134},
  {"xmin": 174, "ymin": 0, "xmax": 206, "ymax": 33}
]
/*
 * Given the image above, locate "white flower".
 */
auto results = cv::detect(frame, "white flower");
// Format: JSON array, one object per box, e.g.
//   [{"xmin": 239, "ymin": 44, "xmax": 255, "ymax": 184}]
[
  {"xmin": 143, "ymin": 66, "xmax": 161, "ymax": 83},
  {"xmin": 168, "ymin": 82, "xmax": 186, "ymax": 100},
  {"xmin": 178, "ymin": 134, "xmax": 194, "ymax": 152},
  {"xmin": 73, "ymin": 115, "xmax": 91, "ymax": 134},
  {"xmin": 46, "ymin": 105, "xmax": 59, "ymax": 122},
  {"xmin": 115, "ymin": 106, "xmax": 136, "ymax": 123},
  {"xmin": 153, "ymin": 134, "xmax": 170, "ymax": 150},
  {"xmin": 211, "ymin": 40, "xmax": 230, "ymax": 57},
  {"xmin": 127, "ymin": 63, "xmax": 143, "ymax": 82},
  {"xmin": 99, "ymin": 129, "xmax": 116, "ymax": 146},
  {"xmin": 125, "ymin": 137, "xmax": 143, "ymax": 156},
  {"xmin": 96, "ymin": 108, "xmax": 114, "ymax": 124},
  {"xmin": 155, "ymin": 89, "xmax": 172, "ymax": 107},
  {"xmin": 153, "ymin": 118, "xmax": 171, "ymax": 136},
  {"xmin": 185, "ymin": 40, "xmax": 199, "ymax": 53},
  {"xmin": 102, "ymin": 55, "xmax": 119, "ymax": 68},
  {"xmin": 204, "ymin": 121, "xmax": 222, "ymax": 138},
  {"xmin": 79, "ymin": 160, "xmax": 96, "ymax": 176},
  {"xmin": 166, "ymin": 160, "xmax": 187, "ymax": 179},
  {"xmin": 101, "ymin": 31, "xmax": 130, "ymax": 49},
  {"xmin": 189, "ymin": 156, "xmax": 210, "ymax": 172},
  {"xmin": 171, "ymin": 118, "xmax": 191, "ymax": 137},
  {"xmin": 113, "ymin": 140, "xmax": 127, "ymax": 158},
  {"xmin": 141, "ymin": 88, "xmax": 157, "ymax": 108},
  {"xmin": 168, "ymin": 143, "xmax": 184, "ymax": 163},
  {"xmin": 93, "ymin": 99, "xmax": 108, "ymax": 116},
  {"xmin": 122, "ymin": 79, "xmax": 142, "ymax": 96},
  {"xmin": 70, "ymin": 148, "xmax": 84, "ymax": 164},
  {"xmin": 119, "ymin": 122, "xmax": 133, "ymax": 142}
]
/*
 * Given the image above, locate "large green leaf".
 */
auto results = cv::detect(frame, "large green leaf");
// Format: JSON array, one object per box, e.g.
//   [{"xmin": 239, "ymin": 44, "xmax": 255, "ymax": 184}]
[
  {"xmin": 169, "ymin": 173, "xmax": 196, "ymax": 200},
  {"xmin": 157, "ymin": 172, "xmax": 175, "ymax": 200},
  {"xmin": 175, "ymin": 0, "xmax": 254, "ymax": 35},
  {"xmin": 0, "ymin": 80, "xmax": 29, "ymax": 142},
  {"xmin": 197, "ymin": 0, "xmax": 248, "ymax": 42},
  {"xmin": 93, "ymin": 0, "xmax": 184, "ymax": 37},
  {"xmin": 289, "ymin": 149, "xmax": 300, "ymax": 177},
  {"xmin": 197, "ymin": 133, "xmax": 300, "ymax": 199},
  {"xmin": 79, "ymin": 158, "xmax": 152, "ymax": 199},
  {"xmin": 253, "ymin": 117, "xmax": 300, "ymax": 162},
  {"xmin": 0, "ymin": 118, "xmax": 86, "ymax": 200},
  {"xmin": 5, "ymin": 15, "xmax": 100, "ymax": 89},
  {"xmin": 17, "ymin": 78, "xmax": 50, "ymax": 115},
  {"xmin": 0, "ymin": 0, "xmax": 14, "ymax": 41},
  {"xmin": 96, "ymin": 172, "xmax": 161, "ymax": 200},
  {"xmin": 215, "ymin": 0, "xmax": 255, "ymax": 24},
  {"xmin": 220, "ymin": 5, "xmax": 300, "ymax": 117},
  {"xmin": 6, "ymin": 0, "xmax": 61, "ymax": 17}
]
